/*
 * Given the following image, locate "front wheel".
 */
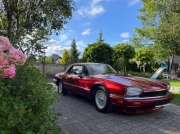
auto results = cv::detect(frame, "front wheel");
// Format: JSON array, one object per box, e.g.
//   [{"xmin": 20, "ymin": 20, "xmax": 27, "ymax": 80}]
[
  {"xmin": 58, "ymin": 80, "xmax": 67, "ymax": 95},
  {"xmin": 94, "ymin": 86, "xmax": 112, "ymax": 113}
]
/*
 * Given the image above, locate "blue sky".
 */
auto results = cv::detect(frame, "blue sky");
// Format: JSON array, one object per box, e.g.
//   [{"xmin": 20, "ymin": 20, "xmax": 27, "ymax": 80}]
[{"xmin": 45, "ymin": 0, "xmax": 142, "ymax": 57}]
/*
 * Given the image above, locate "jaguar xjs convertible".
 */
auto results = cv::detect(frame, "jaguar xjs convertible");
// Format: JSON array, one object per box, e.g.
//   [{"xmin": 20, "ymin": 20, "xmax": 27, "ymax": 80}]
[{"xmin": 53, "ymin": 63, "xmax": 174, "ymax": 113}]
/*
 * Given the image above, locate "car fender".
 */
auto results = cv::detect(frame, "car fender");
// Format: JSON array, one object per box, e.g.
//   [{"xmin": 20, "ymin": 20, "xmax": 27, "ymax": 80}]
[{"xmin": 91, "ymin": 82, "xmax": 109, "ymax": 97}]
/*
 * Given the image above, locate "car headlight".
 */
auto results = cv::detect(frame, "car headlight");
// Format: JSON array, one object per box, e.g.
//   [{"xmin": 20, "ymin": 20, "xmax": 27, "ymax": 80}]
[
  {"xmin": 125, "ymin": 87, "xmax": 143, "ymax": 97},
  {"xmin": 167, "ymin": 84, "xmax": 171, "ymax": 91}
]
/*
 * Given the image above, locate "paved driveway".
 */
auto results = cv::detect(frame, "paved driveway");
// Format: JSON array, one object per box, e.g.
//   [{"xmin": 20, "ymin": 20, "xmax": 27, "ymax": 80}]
[{"xmin": 54, "ymin": 92, "xmax": 180, "ymax": 134}]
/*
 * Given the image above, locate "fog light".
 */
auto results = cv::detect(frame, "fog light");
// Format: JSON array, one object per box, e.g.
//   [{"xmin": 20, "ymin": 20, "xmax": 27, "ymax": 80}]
[
  {"xmin": 133, "ymin": 101, "xmax": 142, "ymax": 105},
  {"xmin": 117, "ymin": 99, "xmax": 123, "ymax": 104}
]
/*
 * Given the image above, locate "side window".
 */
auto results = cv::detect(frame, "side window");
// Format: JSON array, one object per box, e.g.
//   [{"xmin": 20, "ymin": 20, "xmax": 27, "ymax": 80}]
[
  {"xmin": 83, "ymin": 65, "xmax": 89, "ymax": 75},
  {"xmin": 67, "ymin": 65, "xmax": 82, "ymax": 74}
]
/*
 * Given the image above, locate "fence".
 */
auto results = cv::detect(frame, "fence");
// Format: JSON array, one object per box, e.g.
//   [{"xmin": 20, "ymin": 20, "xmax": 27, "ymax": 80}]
[{"xmin": 34, "ymin": 63, "xmax": 69, "ymax": 77}]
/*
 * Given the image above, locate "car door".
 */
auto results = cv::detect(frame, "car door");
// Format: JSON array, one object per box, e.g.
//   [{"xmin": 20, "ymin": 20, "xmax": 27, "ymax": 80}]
[
  {"xmin": 77, "ymin": 65, "xmax": 94, "ymax": 98},
  {"xmin": 65, "ymin": 65, "xmax": 83, "ymax": 94}
]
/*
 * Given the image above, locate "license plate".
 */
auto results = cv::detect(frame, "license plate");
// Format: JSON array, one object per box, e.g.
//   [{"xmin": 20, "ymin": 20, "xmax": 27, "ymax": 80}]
[{"xmin": 155, "ymin": 99, "xmax": 170, "ymax": 106}]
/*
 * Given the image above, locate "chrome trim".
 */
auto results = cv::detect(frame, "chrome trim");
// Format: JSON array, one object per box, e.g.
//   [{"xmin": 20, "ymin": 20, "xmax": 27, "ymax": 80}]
[
  {"xmin": 110, "ymin": 93, "xmax": 172, "ymax": 100},
  {"xmin": 110, "ymin": 94, "xmax": 124, "ymax": 98},
  {"xmin": 53, "ymin": 79, "xmax": 57, "ymax": 82},
  {"xmin": 144, "ymin": 89, "xmax": 167, "ymax": 92},
  {"xmin": 155, "ymin": 104, "xmax": 170, "ymax": 108},
  {"xmin": 64, "ymin": 82, "xmax": 90, "ymax": 91},
  {"xmin": 125, "ymin": 96, "xmax": 167, "ymax": 100}
]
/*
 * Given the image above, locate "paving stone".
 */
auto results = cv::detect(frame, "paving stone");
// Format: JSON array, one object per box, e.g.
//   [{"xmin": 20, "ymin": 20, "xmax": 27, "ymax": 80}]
[{"xmin": 54, "ymin": 92, "xmax": 180, "ymax": 134}]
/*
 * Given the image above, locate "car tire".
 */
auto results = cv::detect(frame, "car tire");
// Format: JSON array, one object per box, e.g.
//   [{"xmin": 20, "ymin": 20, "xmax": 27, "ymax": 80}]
[
  {"xmin": 94, "ymin": 86, "xmax": 112, "ymax": 113},
  {"xmin": 58, "ymin": 80, "xmax": 67, "ymax": 95}
]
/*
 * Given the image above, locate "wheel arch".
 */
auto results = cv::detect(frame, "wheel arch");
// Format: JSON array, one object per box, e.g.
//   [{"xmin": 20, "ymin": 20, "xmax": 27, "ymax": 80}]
[
  {"xmin": 56, "ymin": 78, "xmax": 64, "ymax": 85},
  {"xmin": 91, "ymin": 83, "xmax": 109, "ymax": 98}
]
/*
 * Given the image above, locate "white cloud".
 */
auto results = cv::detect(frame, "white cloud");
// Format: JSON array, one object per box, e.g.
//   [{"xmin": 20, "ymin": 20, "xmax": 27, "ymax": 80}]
[
  {"xmin": 120, "ymin": 32, "xmax": 129, "ymax": 38},
  {"xmin": 43, "ymin": 39, "xmax": 59, "ymax": 46},
  {"xmin": 45, "ymin": 44, "xmax": 72, "ymax": 57},
  {"xmin": 112, "ymin": 40, "xmax": 129, "ymax": 45},
  {"xmin": 44, "ymin": 31, "xmax": 87, "ymax": 58},
  {"xmin": 92, "ymin": 0, "xmax": 102, "ymax": 5},
  {"xmin": 82, "ymin": 29, "xmax": 91, "ymax": 35},
  {"xmin": 44, "ymin": 35, "xmax": 87, "ymax": 57},
  {"xmin": 122, "ymin": 40, "xmax": 129, "ymax": 43},
  {"xmin": 129, "ymin": 0, "xmax": 140, "ymax": 6},
  {"xmin": 59, "ymin": 34, "xmax": 68, "ymax": 42},
  {"xmin": 76, "ymin": 40, "xmax": 86, "ymax": 48},
  {"xmin": 78, "ymin": 0, "xmax": 105, "ymax": 17}
]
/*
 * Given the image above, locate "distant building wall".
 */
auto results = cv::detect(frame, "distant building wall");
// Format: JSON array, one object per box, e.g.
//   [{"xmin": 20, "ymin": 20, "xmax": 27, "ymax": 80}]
[{"xmin": 34, "ymin": 63, "xmax": 69, "ymax": 76}]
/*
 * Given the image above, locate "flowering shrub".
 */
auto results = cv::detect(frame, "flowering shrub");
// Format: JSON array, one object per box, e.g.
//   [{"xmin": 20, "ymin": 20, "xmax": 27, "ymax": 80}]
[
  {"xmin": 0, "ymin": 65, "xmax": 61, "ymax": 133},
  {"xmin": 0, "ymin": 36, "xmax": 26, "ymax": 78}
]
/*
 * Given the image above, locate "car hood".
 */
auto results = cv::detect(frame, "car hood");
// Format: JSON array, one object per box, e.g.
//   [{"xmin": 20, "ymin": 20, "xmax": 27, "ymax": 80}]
[{"xmin": 94, "ymin": 75, "xmax": 167, "ymax": 91}]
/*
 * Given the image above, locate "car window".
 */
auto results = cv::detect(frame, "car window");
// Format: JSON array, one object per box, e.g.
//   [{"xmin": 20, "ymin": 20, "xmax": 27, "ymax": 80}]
[
  {"xmin": 83, "ymin": 65, "xmax": 89, "ymax": 75},
  {"xmin": 67, "ymin": 65, "xmax": 83, "ymax": 74},
  {"xmin": 87, "ymin": 64, "xmax": 117, "ymax": 75}
]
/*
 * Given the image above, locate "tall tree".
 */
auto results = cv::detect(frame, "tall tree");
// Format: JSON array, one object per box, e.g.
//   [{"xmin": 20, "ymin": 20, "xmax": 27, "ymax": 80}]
[
  {"xmin": 132, "ymin": 0, "xmax": 180, "ymax": 58},
  {"xmin": 0, "ymin": 0, "xmax": 75, "ymax": 54},
  {"xmin": 61, "ymin": 49, "xmax": 70, "ymax": 64},
  {"xmin": 82, "ymin": 41, "xmax": 113, "ymax": 64},
  {"xmin": 135, "ymin": 47, "xmax": 154, "ymax": 73},
  {"xmin": 113, "ymin": 43, "xmax": 135, "ymax": 74},
  {"xmin": 69, "ymin": 39, "xmax": 79, "ymax": 63}
]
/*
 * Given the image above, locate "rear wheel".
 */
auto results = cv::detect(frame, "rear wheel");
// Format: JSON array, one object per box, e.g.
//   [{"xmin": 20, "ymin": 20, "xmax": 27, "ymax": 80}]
[
  {"xmin": 94, "ymin": 86, "xmax": 112, "ymax": 113},
  {"xmin": 58, "ymin": 80, "xmax": 67, "ymax": 95}
]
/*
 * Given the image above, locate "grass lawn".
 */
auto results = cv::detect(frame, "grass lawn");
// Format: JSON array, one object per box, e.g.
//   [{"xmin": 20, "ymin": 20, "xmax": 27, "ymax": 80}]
[
  {"xmin": 162, "ymin": 80, "xmax": 180, "ymax": 87},
  {"xmin": 172, "ymin": 92, "xmax": 180, "ymax": 105},
  {"xmin": 169, "ymin": 80, "xmax": 180, "ymax": 87}
]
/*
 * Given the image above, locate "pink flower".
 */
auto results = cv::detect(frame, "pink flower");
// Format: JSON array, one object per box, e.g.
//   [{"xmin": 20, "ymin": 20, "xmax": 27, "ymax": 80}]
[
  {"xmin": 0, "ymin": 64, "xmax": 16, "ymax": 78},
  {"xmin": 0, "ymin": 36, "xmax": 26, "ymax": 78},
  {"xmin": 8, "ymin": 45, "xmax": 16, "ymax": 53},
  {"xmin": 9, "ymin": 50, "xmax": 27, "ymax": 65},
  {"xmin": 0, "ymin": 52, "xmax": 7, "ymax": 63},
  {"xmin": 0, "ymin": 36, "xmax": 12, "ymax": 51},
  {"xmin": 1, "ymin": 59, "xmax": 9, "ymax": 65}
]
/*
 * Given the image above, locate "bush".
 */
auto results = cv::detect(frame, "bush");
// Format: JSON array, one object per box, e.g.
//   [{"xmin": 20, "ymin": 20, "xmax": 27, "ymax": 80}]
[
  {"xmin": 0, "ymin": 65, "xmax": 61, "ymax": 133},
  {"xmin": 127, "ymin": 71, "xmax": 153, "ymax": 78}
]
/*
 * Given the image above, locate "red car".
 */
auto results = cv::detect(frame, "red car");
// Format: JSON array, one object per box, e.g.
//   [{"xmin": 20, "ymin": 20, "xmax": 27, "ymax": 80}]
[{"xmin": 53, "ymin": 63, "xmax": 174, "ymax": 113}]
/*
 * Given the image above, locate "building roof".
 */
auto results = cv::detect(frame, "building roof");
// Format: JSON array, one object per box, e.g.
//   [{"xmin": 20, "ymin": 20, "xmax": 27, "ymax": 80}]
[{"xmin": 51, "ymin": 54, "xmax": 62, "ymax": 61}]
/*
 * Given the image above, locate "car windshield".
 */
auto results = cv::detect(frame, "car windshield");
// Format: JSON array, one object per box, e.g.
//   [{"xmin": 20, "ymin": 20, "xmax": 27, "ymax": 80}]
[{"xmin": 87, "ymin": 64, "xmax": 117, "ymax": 75}]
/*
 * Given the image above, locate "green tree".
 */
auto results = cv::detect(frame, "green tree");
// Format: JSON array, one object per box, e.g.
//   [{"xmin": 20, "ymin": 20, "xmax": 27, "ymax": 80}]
[
  {"xmin": 135, "ymin": 47, "xmax": 154, "ymax": 64},
  {"xmin": 0, "ymin": 0, "xmax": 75, "ymax": 54},
  {"xmin": 46, "ymin": 56, "xmax": 55, "ymax": 63},
  {"xmin": 113, "ymin": 43, "xmax": 135, "ymax": 74},
  {"xmin": 38, "ymin": 56, "xmax": 55, "ymax": 63},
  {"xmin": 82, "ymin": 41, "xmax": 113, "ymax": 64},
  {"xmin": 61, "ymin": 49, "xmax": 70, "ymax": 64},
  {"xmin": 135, "ymin": 47, "xmax": 154, "ymax": 73},
  {"xmin": 132, "ymin": 0, "xmax": 180, "ymax": 58},
  {"xmin": 69, "ymin": 39, "xmax": 79, "ymax": 63}
]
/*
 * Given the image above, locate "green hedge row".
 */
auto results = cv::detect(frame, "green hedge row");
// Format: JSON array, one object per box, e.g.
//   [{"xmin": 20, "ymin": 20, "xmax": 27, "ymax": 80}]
[{"xmin": 0, "ymin": 65, "xmax": 61, "ymax": 134}]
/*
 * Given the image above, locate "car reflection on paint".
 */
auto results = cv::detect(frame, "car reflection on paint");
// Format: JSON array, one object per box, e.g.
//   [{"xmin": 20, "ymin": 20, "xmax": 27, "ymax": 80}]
[{"xmin": 53, "ymin": 63, "xmax": 174, "ymax": 114}]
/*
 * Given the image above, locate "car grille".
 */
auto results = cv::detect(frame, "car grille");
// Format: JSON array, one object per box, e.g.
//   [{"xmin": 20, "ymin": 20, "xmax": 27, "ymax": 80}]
[
  {"xmin": 140, "ymin": 90, "xmax": 168, "ymax": 97},
  {"xmin": 155, "ymin": 99, "xmax": 170, "ymax": 106}
]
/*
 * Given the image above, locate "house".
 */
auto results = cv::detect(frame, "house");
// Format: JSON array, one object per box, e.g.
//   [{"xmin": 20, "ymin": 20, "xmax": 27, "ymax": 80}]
[{"xmin": 51, "ymin": 54, "xmax": 62, "ymax": 64}]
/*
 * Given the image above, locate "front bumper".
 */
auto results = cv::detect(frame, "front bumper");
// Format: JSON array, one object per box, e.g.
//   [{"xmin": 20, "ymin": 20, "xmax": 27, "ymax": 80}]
[{"xmin": 110, "ymin": 92, "xmax": 174, "ymax": 114}]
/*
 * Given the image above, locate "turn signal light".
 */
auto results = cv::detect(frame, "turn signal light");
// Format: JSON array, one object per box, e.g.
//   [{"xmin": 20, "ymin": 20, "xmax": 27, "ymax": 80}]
[
  {"xmin": 133, "ymin": 101, "xmax": 142, "ymax": 105},
  {"xmin": 117, "ymin": 99, "xmax": 123, "ymax": 104}
]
